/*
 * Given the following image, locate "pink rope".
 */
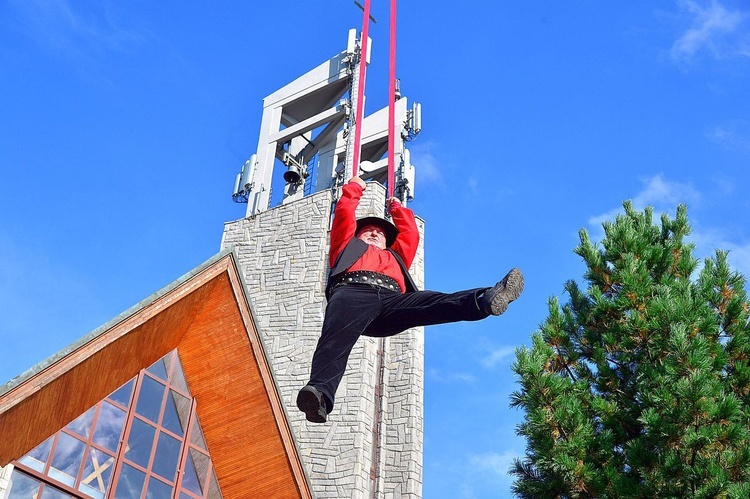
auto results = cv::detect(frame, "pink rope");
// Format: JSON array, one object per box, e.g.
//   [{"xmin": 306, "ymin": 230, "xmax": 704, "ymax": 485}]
[
  {"xmin": 387, "ymin": 0, "xmax": 397, "ymax": 198},
  {"xmin": 351, "ymin": 0, "xmax": 372, "ymax": 178}
]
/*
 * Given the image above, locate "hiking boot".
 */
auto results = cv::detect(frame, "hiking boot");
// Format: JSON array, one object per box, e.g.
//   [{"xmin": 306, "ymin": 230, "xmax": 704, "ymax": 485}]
[
  {"xmin": 480, "ymin": 268, "xmax": 524, "ymax": 316},
  {"xmin": 296, "ymin": 385, "xmax": 328, "ymax": 423}
]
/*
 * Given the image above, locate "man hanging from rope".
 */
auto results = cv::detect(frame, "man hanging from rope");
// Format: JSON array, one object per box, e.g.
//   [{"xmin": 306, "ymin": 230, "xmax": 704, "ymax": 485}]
[{"xmin": 296, "ymin": 176, "xmax": 524, "ymax": 423}]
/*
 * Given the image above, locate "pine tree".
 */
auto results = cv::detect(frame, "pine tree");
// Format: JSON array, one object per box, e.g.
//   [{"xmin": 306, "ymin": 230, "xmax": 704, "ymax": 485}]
[{"xmin": 510, "ymin": 202, "xmax": 750, "ymax": 498}]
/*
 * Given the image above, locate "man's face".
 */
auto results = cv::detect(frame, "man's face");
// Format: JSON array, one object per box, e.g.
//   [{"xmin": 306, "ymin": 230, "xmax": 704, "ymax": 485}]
[{"xmin": 357, "ymin": 224, "xmax": 387, "ymax": 250}]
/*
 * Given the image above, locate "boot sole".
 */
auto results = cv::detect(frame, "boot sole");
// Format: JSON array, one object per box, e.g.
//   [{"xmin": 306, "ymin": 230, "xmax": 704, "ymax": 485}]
[
  {"xmin": 297, "ymin": 387, "xmax": 327, "ymax": 423},
  {"xmin": 489, "ymin": 268, "xmax": 524, "ymax": 316}
]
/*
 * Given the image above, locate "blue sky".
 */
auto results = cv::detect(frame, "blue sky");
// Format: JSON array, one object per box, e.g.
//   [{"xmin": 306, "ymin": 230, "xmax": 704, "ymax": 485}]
[{"xmin": 2, "ymin": 1, "xmax": 750, "ymax": 497}]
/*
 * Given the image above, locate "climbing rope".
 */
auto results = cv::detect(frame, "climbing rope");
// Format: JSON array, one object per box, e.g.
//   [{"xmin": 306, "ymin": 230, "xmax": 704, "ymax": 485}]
[
  {"xmin": 352, "ymin": 0, "xmax": 399, "ymax": 202},
  {"xmin": 351, "ymin": 0, "xmax": 372, "ymax": 180},
  {"xmin": 387, "ymin": 0, "xmax": 397, "ymax": 199}
]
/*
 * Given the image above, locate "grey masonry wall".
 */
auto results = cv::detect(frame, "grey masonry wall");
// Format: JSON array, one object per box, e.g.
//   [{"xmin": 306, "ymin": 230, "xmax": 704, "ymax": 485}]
[
  {"xmin": 0, "ymin": 464, "xmax": 13, "ymax": 499},
  {"xmin": 221, "ymin": 183, "xmax": 424, "ymax": 499}
]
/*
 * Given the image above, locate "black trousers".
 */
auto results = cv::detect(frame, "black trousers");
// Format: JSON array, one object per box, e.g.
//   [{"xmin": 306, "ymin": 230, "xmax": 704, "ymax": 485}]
[{"xmin": 308, "ymin": 283, "xmax": 489, "ymax": 410}]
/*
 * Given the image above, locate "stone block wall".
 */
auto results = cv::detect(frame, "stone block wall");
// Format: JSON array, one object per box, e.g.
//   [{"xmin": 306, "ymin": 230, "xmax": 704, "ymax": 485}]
[
  {"xmin": 221, "ymin": 184, "xmax": 423, "ymax": 498},
  {"xmin": 0, "ymin": 465, "xmax": 13, "ymax": 499}
]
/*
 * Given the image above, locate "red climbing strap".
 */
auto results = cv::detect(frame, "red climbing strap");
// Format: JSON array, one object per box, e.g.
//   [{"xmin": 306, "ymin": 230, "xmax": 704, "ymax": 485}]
[
  {"xmin": 351, "ymin": 0, "xmax": 372, "ymax": 179},
  {"xmin": 387, "ymin": 0, "xmax": 397, "ymax": 198}
]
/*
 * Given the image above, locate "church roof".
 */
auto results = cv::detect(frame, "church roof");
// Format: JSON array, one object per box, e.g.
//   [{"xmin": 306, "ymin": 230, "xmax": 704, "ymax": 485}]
[{"xmin": 0, "ymin": 248, "xmax": 312, "ymax": 498}]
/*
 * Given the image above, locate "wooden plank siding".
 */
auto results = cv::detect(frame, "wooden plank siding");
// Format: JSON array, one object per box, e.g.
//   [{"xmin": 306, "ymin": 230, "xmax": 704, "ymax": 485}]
[
  {"xmin": 0, "ymin": 251, "xmax": 312, "ymax": 498},
  {"xmin": 179, "ymin": 272, "xmax": 307, "ymax": 498}
]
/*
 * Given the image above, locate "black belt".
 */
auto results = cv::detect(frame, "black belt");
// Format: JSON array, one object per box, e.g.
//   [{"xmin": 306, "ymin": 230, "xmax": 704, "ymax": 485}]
[{"xmin": 332, "ymin": 271, "xmax": 400, "ymax": 292}]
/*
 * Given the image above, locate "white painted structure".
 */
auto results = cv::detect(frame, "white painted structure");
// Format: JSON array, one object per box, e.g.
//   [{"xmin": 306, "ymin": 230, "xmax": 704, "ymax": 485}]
[{"xmin": 232, "ymin": 29, "xmax": 420, "ymax": 215}]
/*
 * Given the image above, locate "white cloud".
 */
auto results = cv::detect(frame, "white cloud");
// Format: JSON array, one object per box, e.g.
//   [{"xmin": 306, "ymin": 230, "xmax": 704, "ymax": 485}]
[
  {"xmin": 437, "ymin": 448, "xmax": 523, "ymax": 498},
  {"xmin": 708, "ymin": 120, "xmax": 750, "ymax": 152},
  {"xmin": 709, "ymin": 175, "xmax": 736, "ymax": 196},
  {"xmin": 481, "ymin": 346, "xmax": 516, "ymax": 369},
  {"xmin": 427, "ymin": 367, "xmax": 477, "ymax": 384},
  {"xmin": 464, "ymin": 449, "xmax": 521, "ymax": 495},
  {"xmin": 9, "ymin": 0, "xmax": 149, "ymax": 56},
  {"xmin": 588, "ymin": 174, "xmax": 701, "ymax": 229},
  {"xmin": 458, "ymin": 483, "xmax": 478, "ymax": 499},
  {"xmin": 468, "ymin": 450, "xmax": 520, "ymax": 478},
  {"xmin": 409, "ymin": 141, "xmax": 443, "ymax": 185},
  {"xmin": 670, "ymin": 0, "xmax": 749, "ymax": 61},
  {"xmin": 586, "ymin": 174, "xmax": 750, "ymax": 279},
  {"xmin": 723, "ymin": 243, "xmax": 750, "ymax": 279},
  {"xmin": 690, "ymin": 227, "xmax": 750, "ymax": 278},
  {"xmin": 630, "ymin": 174, "xmax": 702, "ymax": 207}
]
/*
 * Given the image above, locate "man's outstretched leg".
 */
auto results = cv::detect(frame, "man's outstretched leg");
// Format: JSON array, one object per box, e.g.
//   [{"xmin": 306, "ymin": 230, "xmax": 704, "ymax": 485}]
[
  {"xmin": 298, "ymin": 269, "xmax": 524, "ymax": 422},
  {"xmin": 480, "ymin": 268, "xmax": 524, "ymax": 316},
  {"xmin": 366, "ymin": 268, "xmax": 525, "ymax": 335}
]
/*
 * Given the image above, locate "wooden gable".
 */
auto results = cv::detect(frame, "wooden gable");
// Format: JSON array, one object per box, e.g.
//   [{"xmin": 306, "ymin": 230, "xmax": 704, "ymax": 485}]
[{"xmin": 0, "ymin": 249, "xmax": 312, "ymax": 498}]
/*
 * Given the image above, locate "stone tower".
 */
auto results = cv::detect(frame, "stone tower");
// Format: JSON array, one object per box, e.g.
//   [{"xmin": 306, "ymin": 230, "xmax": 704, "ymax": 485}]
[
  {"xmin": 221, "ymin": 184, "xmax": 423, "ymax": 498},
  {"xmin": 223, "ymin": 28, "xmax": 424, "ymax": 498}
]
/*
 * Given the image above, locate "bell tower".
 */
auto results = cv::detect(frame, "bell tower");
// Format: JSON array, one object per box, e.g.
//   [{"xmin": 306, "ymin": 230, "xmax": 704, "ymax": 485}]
[
  {"xmin": 221, "ymin": 20, "xmax": 425, "ymax": 499},
  {"xmin": 230, "ymin": 26, "xmax": 420, "ymax": 214}
]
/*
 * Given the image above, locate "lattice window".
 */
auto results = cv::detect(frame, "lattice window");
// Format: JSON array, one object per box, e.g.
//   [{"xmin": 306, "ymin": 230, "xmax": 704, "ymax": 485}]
[{"xmin": 7, "ymin": 350, "xmax": 222, "ymax": 499}]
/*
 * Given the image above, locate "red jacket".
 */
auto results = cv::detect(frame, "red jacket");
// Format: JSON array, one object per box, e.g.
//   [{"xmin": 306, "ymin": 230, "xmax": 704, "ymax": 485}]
[{"xmin": 329, "ymin": 182, "xmax": 419, "ymax": 291}]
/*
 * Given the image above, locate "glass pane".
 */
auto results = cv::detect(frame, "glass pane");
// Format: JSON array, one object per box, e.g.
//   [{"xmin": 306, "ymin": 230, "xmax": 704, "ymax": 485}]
[
  {"xmin": 40, "ymin": 485, "xmax": 75, "ymax": 498},
  {"xmin": 207, "ymin": 468, "xmax": 222, "ymax": 499},
  {"xmin": 136, "ymin": 376, "xmax": 166, "ymax": 424},
  {"xmin": 146, "ymin": 476, "xmax": 173, "ymax": 499},
  {"xmin": 125, "ymin": 417, "xmax": 156, "ymax": 468},
  {"xmin": 163, "ymin": 351, "xmax": 176, "ymax": 381},
  {"xmin": 19, "ymin": 435, "xmax": 54, "ymax": 472},
  {"xmin": 180, "ymin": 451, "xmax": 203, "ymax": 495},
  {"xmin": 188, "ymin": 413, "xmax": 207, "ymax": 451},
  {"xmin": 147, "ymin": 358, "xmax": 168, "ymax": 381},
  {"xmin": 79, "ymin": 482, "xmax": 106, "ymax": 499},
  {"xmin": 191, "ymin": 448, "xmax": 210, "ymax": 490},
  {"xmin": 108, "ymin": 378, "xmax": 135, "ymax": 408},
  {"xmin": 115, "ymin": 463, "xmax": 146, "ymax": 498},
  {"xmin": 65, "ymin": 406, "xmax": 96, "ymax": 439},
  {"xmin": 152, "ymin": 431, "xmax": 182, "ymax": 482},
  {"xmin": 162, "ymin": 390, "xmax": 190, "ymax": 437},
  {"xmin": 49, "ymin": 432, "xmax": 86, "ymax": 486},
  {"xmin": 7, "ymin": 469, "xmax": 42, "ymax": 498},
  {"xmin": 79, "ymin": 447, "xmax": 115, "ymax": 497},
  {"xmin": 92, "ymin": 401, "xmax": 127, "ymax": 453},
  {"xmin": 169, "ymin": 353, "xmax": 190, "ymax": 394}
]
